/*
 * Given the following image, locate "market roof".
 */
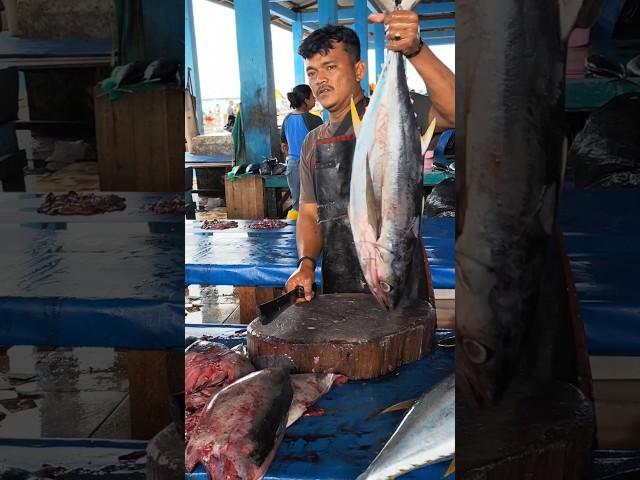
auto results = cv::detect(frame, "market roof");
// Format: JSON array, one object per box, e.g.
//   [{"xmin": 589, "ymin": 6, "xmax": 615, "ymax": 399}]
[{"xmin": 208, "ymin": 0, "xmax": 455, "ymax": 46}]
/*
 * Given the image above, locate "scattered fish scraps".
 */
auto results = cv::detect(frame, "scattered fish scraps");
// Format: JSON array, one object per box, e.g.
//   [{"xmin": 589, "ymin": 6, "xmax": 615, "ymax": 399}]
[
  {"xmin": 357, "ymin": 373, "xmax": 454, "ymax": 480},
  {"xmin": 37, "ymin": 191, "xmax": 126, "ymax": 215},
  {"xmin": 186, "ymin": 368, "xmax": 293, "ymax": 480},
  {"xmin": 348, "ymin": 0, "xmax": 433, "ymax": 311},
  {"xmin": 201, "ymin": 219, "xmax": 239, "ymax": 230},
  {"xmin": 142, "ymin": 194, "xmax": 185, "ymax": 214},
  {"xmin": 248, "ymin": 219, "xmax": 289, "ymax": 229}
]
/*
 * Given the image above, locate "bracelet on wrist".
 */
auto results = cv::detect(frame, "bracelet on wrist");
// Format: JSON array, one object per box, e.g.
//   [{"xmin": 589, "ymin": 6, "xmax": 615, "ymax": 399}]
[
  {"xmin": 404, "ymin": 38, "xmax": 424, "ymax": 59},
  {"xmin": 297, "ymin": 256, "xmax": 316, "ymax": 270}
]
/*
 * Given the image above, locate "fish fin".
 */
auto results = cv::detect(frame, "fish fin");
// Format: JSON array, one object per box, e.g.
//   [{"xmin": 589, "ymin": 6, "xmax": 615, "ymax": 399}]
[
  {"xmin": 443, "ymin": 459, "xmax": 455, "ymax": 477},
  {"xmin": 558, "ymin": 0, "xmax": 602, "ymax": 41},
  {"xmin": 351, "ymin": 96, "xmax": 362, "ymax": 138},
  {"xmin": 365, "ymin": 155, "xmax": 379, "ymax": 238},
  {"xmin": 379, "ymin": 398, "xmax": 416, "ymax": 414},
  {"xmin": 421, "ymin": 117, "xmax": 437, "ymax": 157}
]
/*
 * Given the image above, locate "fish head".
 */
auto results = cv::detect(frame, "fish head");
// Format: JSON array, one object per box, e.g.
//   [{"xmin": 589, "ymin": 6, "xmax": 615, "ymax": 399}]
[
  {"xmin": 455, "ymin": 254, "xmax": 529, "ymax": 406},
  {"xmin": 304, "ymin": 40, "xmax": 365, "ymax": 112},
  {"xmin": 369, "ymin": 249, "xmax": 405, "ymax": 311}
]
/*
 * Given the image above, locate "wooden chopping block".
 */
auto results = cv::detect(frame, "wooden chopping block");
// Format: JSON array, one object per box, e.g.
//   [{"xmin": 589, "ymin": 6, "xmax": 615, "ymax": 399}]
[
  {"xmin": 247, "ymin": 293, "xmax": 436, "ymax": 380},
  {"xmin": 457, "ymin": 379, "xmax": 595, "ymax": 479}
]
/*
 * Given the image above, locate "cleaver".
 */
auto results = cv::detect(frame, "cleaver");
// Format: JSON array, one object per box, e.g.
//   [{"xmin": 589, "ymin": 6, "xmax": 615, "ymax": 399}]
[{"xmin": 258, "ymin": 283, "xmax": 317, "ymax": 324}]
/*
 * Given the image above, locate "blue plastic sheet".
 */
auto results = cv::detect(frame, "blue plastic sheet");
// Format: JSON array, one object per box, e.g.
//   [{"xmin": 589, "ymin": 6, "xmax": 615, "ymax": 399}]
[
  {"xmin": 185, "ymin": 324, "xmax": 455, "ymax": 480},
  {"xmin": 0, "ymin": 222, "xmax": 183, "ymax": 349},
  {"xmin": 560, "ymin": 187, "xmax": 640, "ymax": 355},
  {"xmin": 0, "ymin": 193, "xmax": 183, "ymax": 224},
  {"xmin": 185, "ymin": 218, "xmax": 455, "ymax": 289}
]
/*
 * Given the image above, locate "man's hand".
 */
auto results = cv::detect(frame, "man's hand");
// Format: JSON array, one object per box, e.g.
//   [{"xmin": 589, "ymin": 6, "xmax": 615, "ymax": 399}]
[
  {"xmin": 369, "ymin": 10, "xmax": 421, "ymax": 56},
  {"xmin": 281, "ymin": 142, "xmax": 289, "ymax": 157},
  {"xmin": 285, "ymin": 260, "xmax": 316, "ymax": 303}
]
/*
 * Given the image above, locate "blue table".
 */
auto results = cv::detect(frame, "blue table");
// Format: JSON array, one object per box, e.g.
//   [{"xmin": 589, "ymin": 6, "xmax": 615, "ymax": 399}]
[
  {"xmin": 560, "ymin": 187, "xmax": 640, "ymax": 355},
  {"xmin": 185, "ymin": 324, "xmax": 455, "ymax": 480},
  {"xmin": 0, "ymin": 438, "xmax": 146, "ymax": 478},
  {"xmin": 0, "ymin": 193, "xmax": 184, "ymax": 349},
  {"xmin": 185, "ymin": 152, "xmax": 232, "ymax": 167},
  {"xmin": 185, "ymin": 218, "xmax": 455, "ymax": 290},
  {"xmin": 0, "ymin": 192, "xmax": 183, "ymax": 224}
]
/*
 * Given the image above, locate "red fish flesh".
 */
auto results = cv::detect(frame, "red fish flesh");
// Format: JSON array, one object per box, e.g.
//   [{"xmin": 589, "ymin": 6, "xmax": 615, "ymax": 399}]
[{"xmin": 185, "ymin": 368, "xmax": 293, "ymax": 480}]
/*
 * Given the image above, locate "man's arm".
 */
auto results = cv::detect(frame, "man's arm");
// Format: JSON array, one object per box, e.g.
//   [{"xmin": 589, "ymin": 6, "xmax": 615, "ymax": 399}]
[{"xmin": 369, "ymin": 10, "xmax": 455, "ymax": 129}]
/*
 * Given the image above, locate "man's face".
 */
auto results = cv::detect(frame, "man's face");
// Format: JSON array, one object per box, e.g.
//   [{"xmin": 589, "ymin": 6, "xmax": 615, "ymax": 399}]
[{"xmin": 305, "ymin": 41, "xmax": 365, "ymax": 112}]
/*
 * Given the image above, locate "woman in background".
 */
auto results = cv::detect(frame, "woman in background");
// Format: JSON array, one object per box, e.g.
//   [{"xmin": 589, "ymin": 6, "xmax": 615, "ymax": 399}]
[{"xmin": 280, "ymin": 84, "xmax": 323, "ymax": 221}]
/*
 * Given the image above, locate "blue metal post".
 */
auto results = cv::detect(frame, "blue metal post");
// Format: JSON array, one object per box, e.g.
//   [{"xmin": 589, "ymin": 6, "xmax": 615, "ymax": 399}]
[
  {"xmin": 293, "ymin": 14, "xmax": 305, "ymax": 85},
  {"xmin": 318, "ymin": 0, "xmax": 337, "ymax": 26},
  {"xmin": 374, "ymin": 23, "xmax": 385, "ymax": 82},
  {"xmin": 185, "ymin": 0, "xmax": 203, "ymax": 134},
  {"xmin": 354, "ymin": 0, "xmax": 369, "ymax": 96},
  {"xmin": 234, "ymin": 0, "xmax": 279, "ymax": 164}
]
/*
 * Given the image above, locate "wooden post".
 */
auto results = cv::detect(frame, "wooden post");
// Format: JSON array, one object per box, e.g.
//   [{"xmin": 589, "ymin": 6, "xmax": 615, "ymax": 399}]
[{"xmin": 237, "ymin": 286, "xmax": 279, "ymax": 324}]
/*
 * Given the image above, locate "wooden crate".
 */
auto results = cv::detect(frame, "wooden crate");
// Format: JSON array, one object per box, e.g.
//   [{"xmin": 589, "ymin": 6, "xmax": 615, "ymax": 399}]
[
  {"xmin": 94, "ymin": 85, "xmax": 183, "ymax": 192},
  {"xmin": 224, "ymin": 175, "xmax": 266, "ymax": 219}
]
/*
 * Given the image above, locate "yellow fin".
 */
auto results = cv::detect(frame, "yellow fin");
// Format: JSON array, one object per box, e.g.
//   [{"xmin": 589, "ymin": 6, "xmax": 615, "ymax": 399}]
[
  {"xmin": 379, "ymin": 398, "xmax": 416, "ymax": 415},
  {"xmin": 443, "ymin": 459, "xmax": 455, "ymax": 477},
  {"xmin": 350, "ymin": 96, "xmax": 362, "ymax": 137},
  {"xmin": 421, "ymin": 117, "xmax": 437, "ymax": 156}
]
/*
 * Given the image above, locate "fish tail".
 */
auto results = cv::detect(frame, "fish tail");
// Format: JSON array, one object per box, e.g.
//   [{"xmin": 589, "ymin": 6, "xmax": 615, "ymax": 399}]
[{"xmin": 444, "ymin": 458, "xmax": 455, "ymax": 477}]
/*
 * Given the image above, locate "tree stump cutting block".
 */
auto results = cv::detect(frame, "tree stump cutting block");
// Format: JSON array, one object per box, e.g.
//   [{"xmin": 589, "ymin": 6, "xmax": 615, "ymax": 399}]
[
  {"xmin": 457, "ymin": 379, "xmax": 595, "ymax": 479},
  {"xmin": 246, "ymin": 293, "xmax": 436, "ymax": 380}
]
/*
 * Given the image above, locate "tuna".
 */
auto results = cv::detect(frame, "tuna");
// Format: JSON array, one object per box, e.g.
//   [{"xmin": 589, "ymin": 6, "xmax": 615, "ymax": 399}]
[
  {"xmin": 455, "ymin": 0, "xmax": 603, "ymax": 405},
  {"xmin": 348, "ymin": 0, "xmax": 431, "ymax": 311},
  {"xmin": 357, "ymin": 373, "xmax": 455, "ymax": 479},
  {"xmin": 185, "ymin": 368, "xmax": 293, "ymax": 480}
]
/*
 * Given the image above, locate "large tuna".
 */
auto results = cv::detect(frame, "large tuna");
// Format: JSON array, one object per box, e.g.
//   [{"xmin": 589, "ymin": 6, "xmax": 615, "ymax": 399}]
[
  {"xmin": 455, "ymin": 0, "xmax": 603, "ymax": 405},
  {"xmin": 357, "ymin": 373, "xmax": 455, "ymax": 479},
  {"xmin": 348, "ymin": 0, "xmax": 432, "ymax": 311},
  {"xmin": 185, "ymin": 368, "xmax": 293, "ymax": 480}
]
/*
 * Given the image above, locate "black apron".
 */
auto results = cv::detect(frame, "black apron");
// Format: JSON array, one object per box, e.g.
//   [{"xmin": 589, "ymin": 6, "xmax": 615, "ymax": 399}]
[{"xmin": 313, "ymin": 99, "xmax": 435, "ymax": 306}]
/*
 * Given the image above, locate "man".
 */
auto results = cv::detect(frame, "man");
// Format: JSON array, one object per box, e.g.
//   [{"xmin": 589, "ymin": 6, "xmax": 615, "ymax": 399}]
[{"xmin": 285, "ymin": 10, "xmax": 455, "ymax": 302}]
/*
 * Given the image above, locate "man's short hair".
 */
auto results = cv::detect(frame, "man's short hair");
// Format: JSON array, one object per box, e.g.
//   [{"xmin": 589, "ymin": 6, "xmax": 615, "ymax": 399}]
[{"xmin": 298, "ymin": 25, "xmax": 360, "ymax": 62}]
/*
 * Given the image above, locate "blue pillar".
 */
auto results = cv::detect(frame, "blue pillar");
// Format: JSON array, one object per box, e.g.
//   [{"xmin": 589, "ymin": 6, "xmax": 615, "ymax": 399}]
[
  {"xmin": 234, "ymin": 0, "xmax": 279, "ymax": 165},
  {"xmin": 293, "ymin": 14, "xmax": 305, "ymax": 85},
  {"xmin": 318, "ymin": 0, "xmax": 337, "ymax": 26},
  {"xmin": 354, "ymin": 0, "xmax": 369, "ymax": 96},
  {"xmin": 185, "ymin": 0, "xmax": 202, "ymax": 134},
  {"xmin": 374, "ymin": 23, "xmax": 385, "ymax": 82}
]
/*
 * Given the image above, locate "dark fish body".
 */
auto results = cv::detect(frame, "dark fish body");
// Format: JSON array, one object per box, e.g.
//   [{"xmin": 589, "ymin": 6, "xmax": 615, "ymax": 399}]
[
  {"xmin": 585, "ymin": 53, "xmax": 626, "ymax": 78},
  {"xmin": 627, "ymin": 54, "xmax": 640, "ymax": 77},
  {"xmin": 185, "ymin": 368, "xmax": 293, "ymax": 480},
  {"xmin": 456, "ymin": 0, "xmax": 602, "ymax": 405}
]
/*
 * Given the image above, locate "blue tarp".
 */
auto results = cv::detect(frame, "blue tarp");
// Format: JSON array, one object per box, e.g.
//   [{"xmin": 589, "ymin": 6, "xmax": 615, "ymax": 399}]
[
  {"xmin": 0, "ymin": 195, "xmax": 184, "ymax": 348},
  {"xmin": 185, "ymin": 324, "xmax": 454, "ymax": 480},
  {"xmin": 560, "ymin": 187, "xmax": 640, "ymax": 355},
  {"xmin": 185, "ymin": 218, "xmax": 455, "ymax": 290}
]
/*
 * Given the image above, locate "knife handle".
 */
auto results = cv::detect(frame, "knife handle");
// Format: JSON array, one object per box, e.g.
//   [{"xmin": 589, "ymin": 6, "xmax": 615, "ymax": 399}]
[{"xmin": 293, "ymin": 283, "xmax": 317, "ymax": 298}]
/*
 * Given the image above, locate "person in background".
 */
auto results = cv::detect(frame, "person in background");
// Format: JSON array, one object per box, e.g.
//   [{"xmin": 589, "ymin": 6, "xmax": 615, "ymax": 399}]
[{"xmin": 280, "ymin": 84, "xmax": 323, "ymax": 221}]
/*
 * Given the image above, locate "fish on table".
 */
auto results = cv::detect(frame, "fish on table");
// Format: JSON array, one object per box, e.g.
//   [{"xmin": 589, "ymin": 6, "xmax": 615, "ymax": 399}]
[
  {"xmin": 455, "ymin": 0, "xmax": 604, "ymax": 405},
  {"xmin": 348, "ymin": 0, "xmax": 435, "ymax": 312},
  {"xmin": 185, "ymin": 368, "xmax": 294, "ymax": 480},
  {"xmin": 357, "ymin": 373, "xmax": 455, "ymax": 479}
]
